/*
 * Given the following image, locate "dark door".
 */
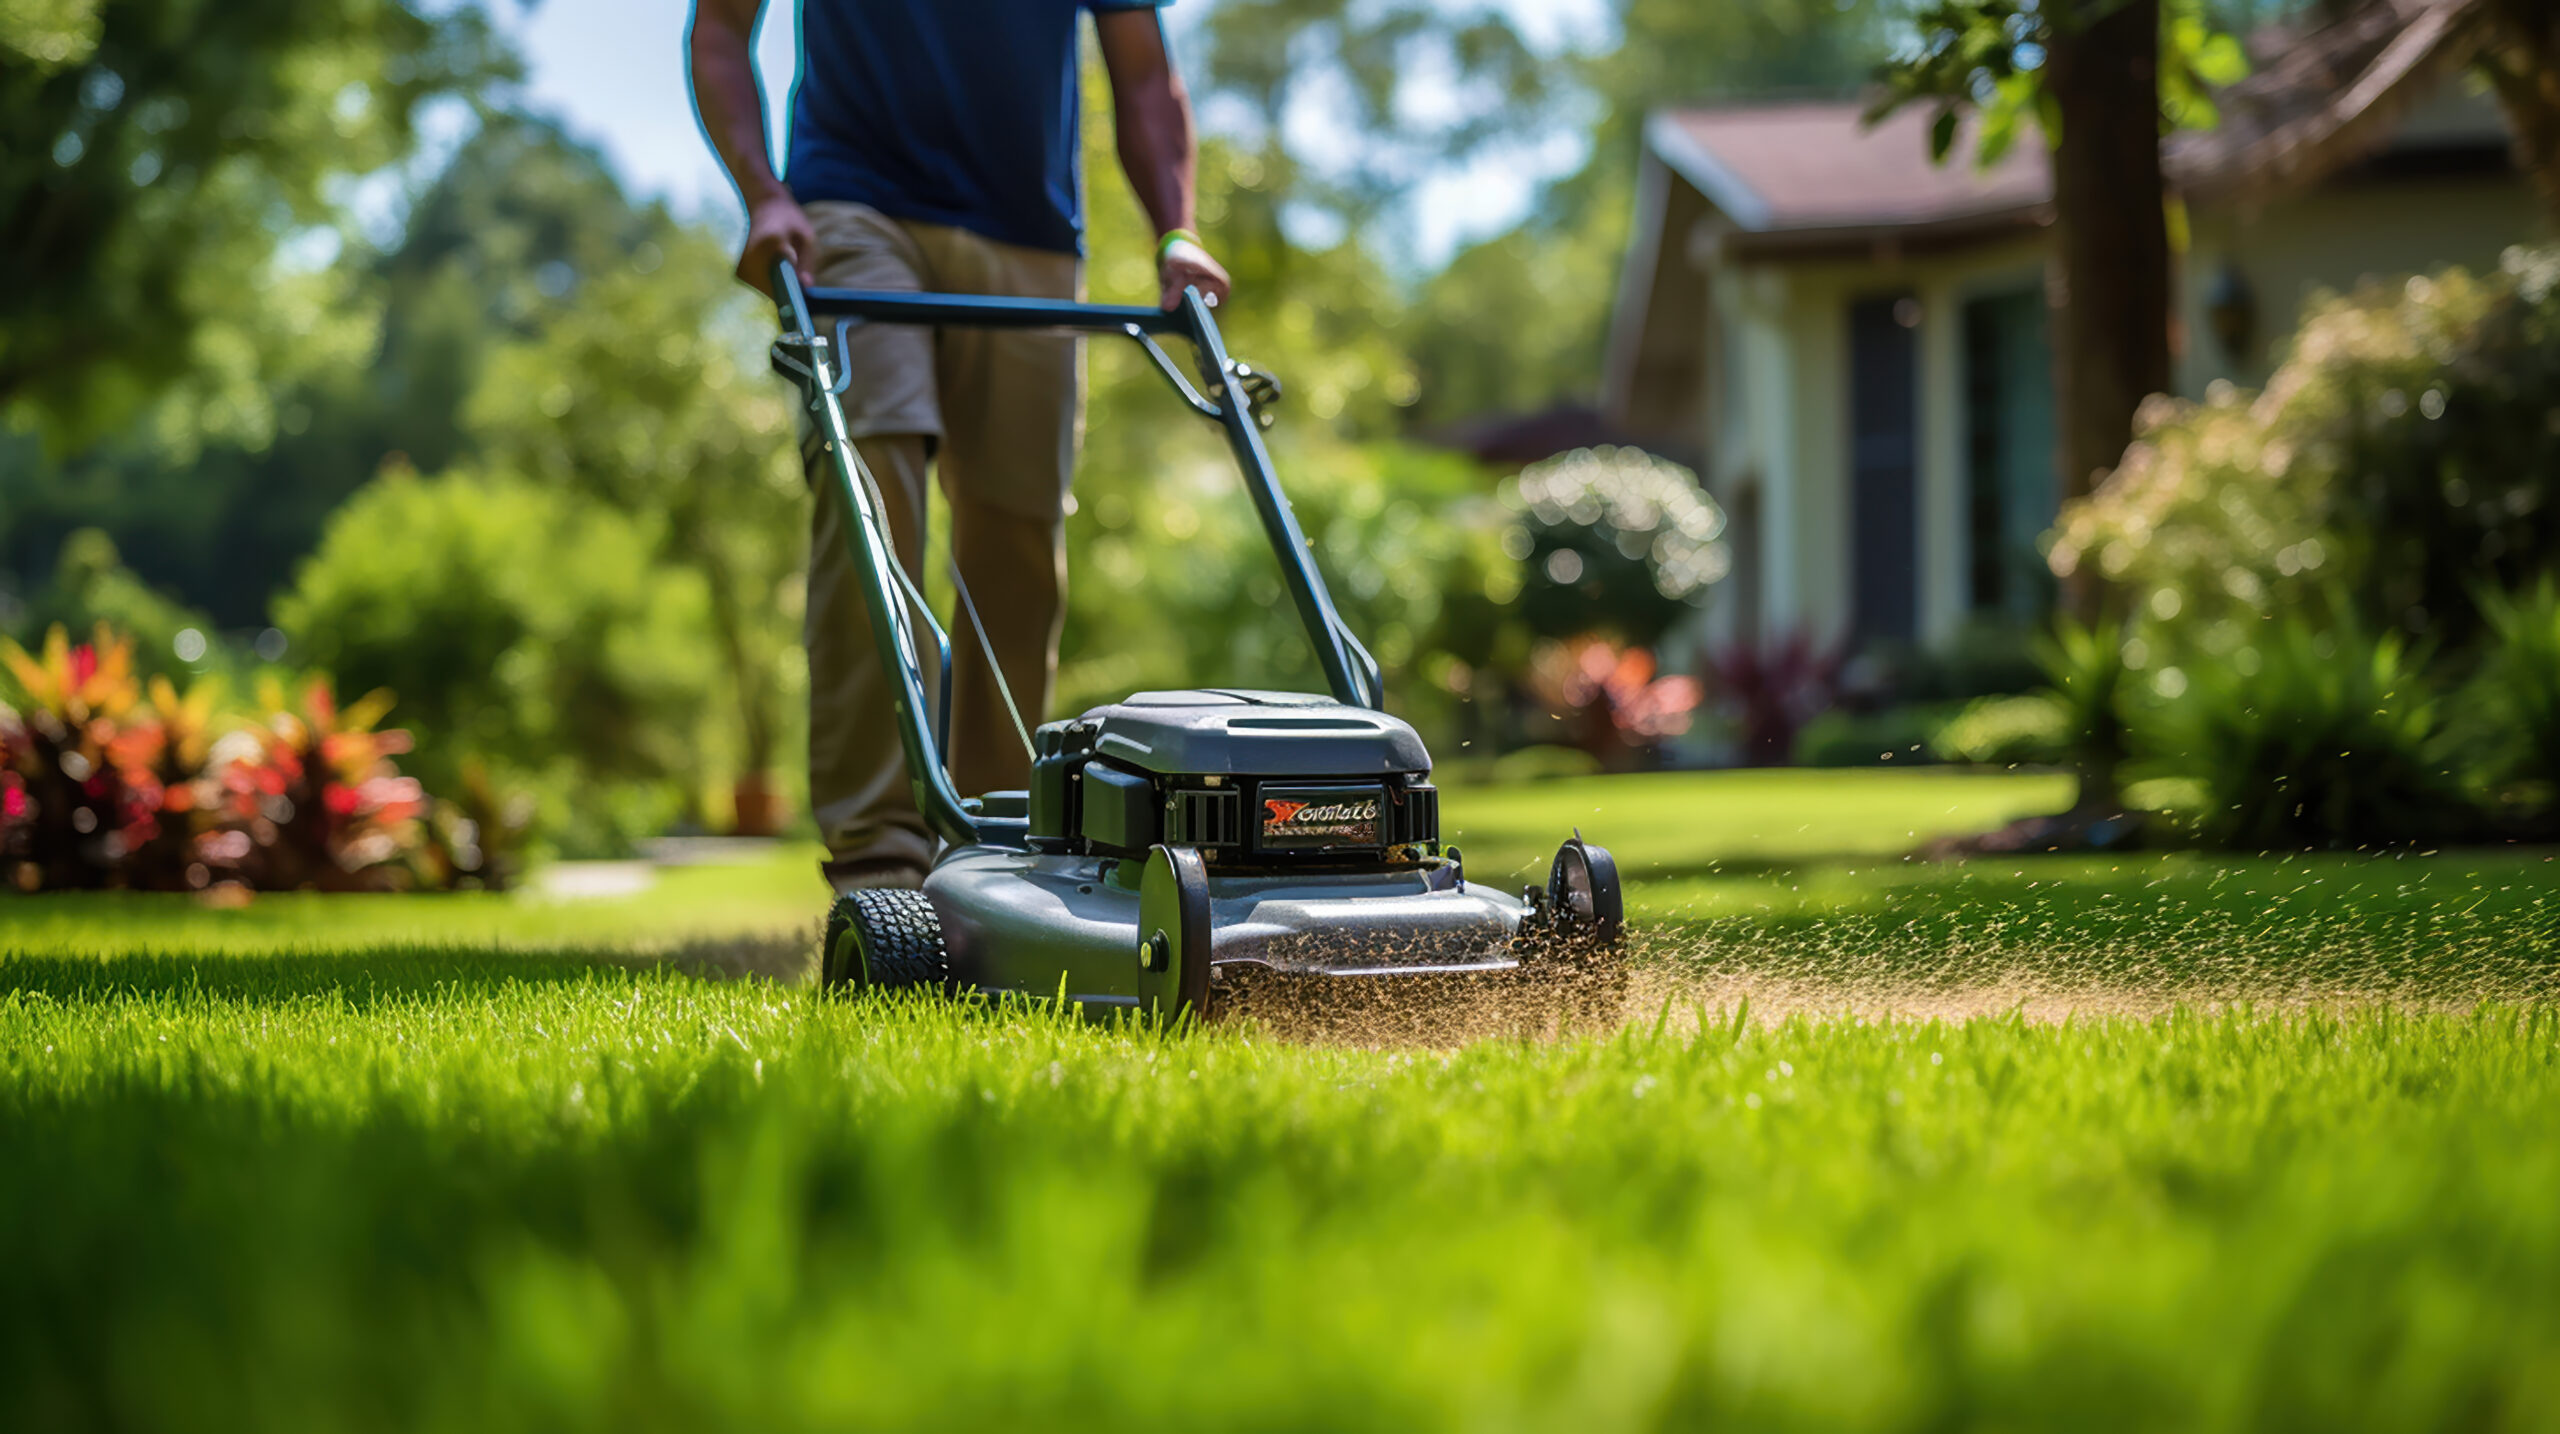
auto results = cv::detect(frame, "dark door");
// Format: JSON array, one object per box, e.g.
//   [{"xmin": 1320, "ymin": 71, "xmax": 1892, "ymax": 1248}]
[
  {"xmin": 1962, "ymin": 288, "xmax": 2058, "ymax": 621},
  {"xmin": 1848, "ymin": 296, "xmax": 1919, "ymax": 645}
]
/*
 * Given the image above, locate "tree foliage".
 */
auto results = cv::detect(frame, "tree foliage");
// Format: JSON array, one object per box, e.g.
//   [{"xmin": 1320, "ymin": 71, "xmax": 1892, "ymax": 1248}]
[
  {"xmin": 1412, "ymin": 0, "xmax": 1901, "ymax": 423},
  {"xmin": 0, "ymin": 0, "xmax": 505, "ymax": 447},
  {"xmin": 1, "ymin": 113, "xmax": 660, "ymax": 631},
  {"xmin": 468, "ymin": 222, "xmax": 808, "ymax": 782},
  {"xmin": 1868, "ymin": 0, "xmax": 2244, "ymax": 606},
  {"xmin": 1192, "ymin": 0, "xmax": 1552, "ymax": 240},
  {"xmin": 1868, "ymin": 0, "xmax": 2247, "ymax": 167}
]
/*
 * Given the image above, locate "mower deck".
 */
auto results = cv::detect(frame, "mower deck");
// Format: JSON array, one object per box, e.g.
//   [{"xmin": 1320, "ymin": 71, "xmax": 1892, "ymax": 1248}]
[{"xmin": 927, "ymin": 846, "xmax": 1527, "ymax": 1013}]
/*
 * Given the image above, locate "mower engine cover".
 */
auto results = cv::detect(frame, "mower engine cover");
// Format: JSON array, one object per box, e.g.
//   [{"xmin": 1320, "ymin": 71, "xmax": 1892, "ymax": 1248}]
[{"xmin": 1028, "ymin": 690, "xmax": 1440, "ymax": 862}]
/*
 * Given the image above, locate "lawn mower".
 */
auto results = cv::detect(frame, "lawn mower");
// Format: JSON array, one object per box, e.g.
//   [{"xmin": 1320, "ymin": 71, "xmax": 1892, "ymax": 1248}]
[{"xmin": 769, "ymin": 264, "xmax": 1624, "ymax": 1026}]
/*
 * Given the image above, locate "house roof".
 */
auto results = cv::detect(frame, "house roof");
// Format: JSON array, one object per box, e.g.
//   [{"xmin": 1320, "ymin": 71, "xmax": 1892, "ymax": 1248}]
[
  {"xmin": 2164, "ymin": 0, "xmax": 2492, "ymax": 200},
  {"xmin": 1639, "ymin": 0, "xmax": 2507, "ymax": 248},
  {"xmin": 1644, "ymin": 102, "xmax": 2049, "ymax": 240}
]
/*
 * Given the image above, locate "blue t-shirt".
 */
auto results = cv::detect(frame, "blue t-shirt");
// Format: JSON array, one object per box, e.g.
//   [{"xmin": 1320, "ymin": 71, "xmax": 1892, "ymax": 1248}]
[{"xmin": 786, "ymin": 0, "xmax": 1167, "ymax": 256}]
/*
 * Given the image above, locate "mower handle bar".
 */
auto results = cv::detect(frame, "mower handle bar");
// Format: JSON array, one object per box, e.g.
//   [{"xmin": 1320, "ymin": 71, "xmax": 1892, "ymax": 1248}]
[
  {"xmin": 799, "ymin": 285, "xmax": 1188, "ymax": 336},
  {"xmin": 768, "ymin": 262, "xmax": 1383, "ymax": 848}
]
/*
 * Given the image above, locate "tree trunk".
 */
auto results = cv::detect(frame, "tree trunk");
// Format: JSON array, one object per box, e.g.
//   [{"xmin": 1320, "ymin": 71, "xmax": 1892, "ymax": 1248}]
[
  {"xmin": 2042, "ymin": 0, "xmax": 2175, "ymax": 621},
  {"xmin": 2476, "ymin": 0, "xmax": 2560, "ymax": 229}
]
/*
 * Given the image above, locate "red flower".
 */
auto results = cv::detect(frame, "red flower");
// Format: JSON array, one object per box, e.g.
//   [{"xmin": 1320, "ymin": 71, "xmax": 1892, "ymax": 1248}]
[{"xmin": 323, "ymin": 783, "xmax": 363, "ymax": 817}]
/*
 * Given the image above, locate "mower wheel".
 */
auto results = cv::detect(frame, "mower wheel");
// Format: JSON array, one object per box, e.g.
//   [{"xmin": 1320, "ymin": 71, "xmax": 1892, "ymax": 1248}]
[
  {"xmin": 1543, "ymin": 838, "xmax": 1628, "ymax": 1029},
  {"xmin": 1548, "ymin": 838, "xmax": 1625, "ymax": 948},
  {"xmin": 1137, "ymin": 844, "xmax": 1213, "ymax": 1023},
  {"xmin": 822, "ymin": 889, "xmax": 949, "ymax": 993}
]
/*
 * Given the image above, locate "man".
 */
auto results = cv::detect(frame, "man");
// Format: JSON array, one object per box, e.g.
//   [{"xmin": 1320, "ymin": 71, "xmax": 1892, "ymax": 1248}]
[{"xmin": 688, "ymin": 0, "xmax": 1229, "ymax": 891}]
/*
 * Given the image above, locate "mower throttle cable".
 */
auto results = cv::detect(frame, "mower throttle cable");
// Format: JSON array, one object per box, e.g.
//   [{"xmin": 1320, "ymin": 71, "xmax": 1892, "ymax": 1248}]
[{"xmin": 947, "ymin": 559, "xmax": 1037, "ymax": 762}]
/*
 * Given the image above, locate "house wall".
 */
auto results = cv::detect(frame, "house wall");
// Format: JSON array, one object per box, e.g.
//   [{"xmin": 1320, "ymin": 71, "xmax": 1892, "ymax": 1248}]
[
  {"xmin": 1707, "ymin": 235, "xmax": 2050, "ymax": 653},
  {"xmin": 1706, "ymin": 172, "xmax": 2536, "ymax": 657},
  {"xmin": 2181, "ymin": 173, "xmax": 2542, "ymax": 393}
]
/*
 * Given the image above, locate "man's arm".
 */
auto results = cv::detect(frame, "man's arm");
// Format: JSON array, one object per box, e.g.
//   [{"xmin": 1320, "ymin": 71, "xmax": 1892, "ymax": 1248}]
[
  {"xmin": 688, "ymin": 0, "xmax": 814, "ymax": 295},
  {"xmin": 1094, "ymin": 9, "xmax": 1231, "ymax": 310}
]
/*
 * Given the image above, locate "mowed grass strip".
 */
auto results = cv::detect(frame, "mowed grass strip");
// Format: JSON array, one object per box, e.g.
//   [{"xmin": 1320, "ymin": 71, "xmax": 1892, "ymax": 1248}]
[
  {"xmin": 3, "ymin": 969, "xmax": 2556, "ymax": 1431},
  {"xmin": 1631, "ymin": 849, "xmax": 2560, "ymax": 1006},
  {"xmin": 1442, "ymin": 767, "xmax": 2078, "ymax": 884}
]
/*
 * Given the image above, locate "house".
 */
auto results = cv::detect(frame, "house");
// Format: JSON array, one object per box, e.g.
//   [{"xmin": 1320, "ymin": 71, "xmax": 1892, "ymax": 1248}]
[{"xmin": 1602, "ymin": 14, "xmax": 2544, "ymax": 654}]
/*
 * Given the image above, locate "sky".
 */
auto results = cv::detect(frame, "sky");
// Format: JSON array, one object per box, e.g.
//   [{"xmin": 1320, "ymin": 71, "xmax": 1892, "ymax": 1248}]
[{"xmin": 496, "ymin": 0, "xmax": 1612, "ymax": 267}]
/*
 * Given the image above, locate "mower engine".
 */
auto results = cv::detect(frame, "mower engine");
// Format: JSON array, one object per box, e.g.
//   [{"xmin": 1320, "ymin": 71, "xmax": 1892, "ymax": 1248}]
[{"xmin": 1025, "ymin": 690, "xmax": 1440, "ymax": 866}]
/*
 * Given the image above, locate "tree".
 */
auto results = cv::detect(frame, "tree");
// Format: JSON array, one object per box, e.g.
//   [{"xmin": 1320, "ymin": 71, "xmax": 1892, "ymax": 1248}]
[
  {"xmin": 0, "ymin": 0, "xmax": 504, "ymax": 448},
  {"xmin": 1192, "ymin": 0, "xmax": 1551, "ymax": 263},
  {"xmin": 1410, "ymin": 0, "xmax": 1902, "ymax": 424},
  {"xmin": 467, "ymin": 224, "xmax": 809, "ymax": 832},
  {"xmin": 1871, "ymin": 0, "xmax": 2246, "ymax": 613},
  {"xmin": 1, "ymin": 112, "xmax": 658, "ymax": 631},
  {"xmin": 2471, "ymin": 0, "xmax": 2560, "ymax": 225}
]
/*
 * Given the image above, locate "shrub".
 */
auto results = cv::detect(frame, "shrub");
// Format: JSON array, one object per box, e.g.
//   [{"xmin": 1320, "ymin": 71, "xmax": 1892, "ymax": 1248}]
[
  {"xmin": 277, "ymin": 467, "xmax": 717, "ymax": 856},
  {"xmin": 0, "ymin": 625, "xmax": 439, "ymax": 891},
  {"xmin": 2052, "ymin": 247, "xmax": 2560, "ymax": 649},
  {"xmin": 2465, "ymin": 573, "xmax": 2560, "ymax": 827},
  {"xmin": 120, "ymin": 672, "xmax": 235, "ymax": 890},
  {"xmin": 1793, "ymin": 704, "xmax": 1959, "ymax": 768},
  {"xmin": 1931, "ymin": 692, "xmax": 2071, "ymax": 767},
  {"xmin": 2130, "ymin": 613, "xmax": 2469, "ymax": 849},
  {"xmin": 1503, "ymin": 446, "xmax": 1728, "ymax": 647},
  {"xmin": 1057, "ymin": 438, "xmax": 1516, "ymax": 751},
  {"xmin": 1523, "ymin": 637, "xmax": 1701, "ymax": 771},
  {"xmin": 467, "ymin": 233, "xmax": 808, "ymax": 801},
  {"xmin": 1699, "ymin": 629, "xmax": 1842, "ymax": 767},
  {"xmin": 2037, "ymin": 618, "xmax": 2133, "ymax": 792},
  {"xmin": 223, "ymin": 676, "xmax": 428, "ymax": 891},
  {"xmin": 0, "ymin": 625, "xmax": 166, "ymax": 890}
]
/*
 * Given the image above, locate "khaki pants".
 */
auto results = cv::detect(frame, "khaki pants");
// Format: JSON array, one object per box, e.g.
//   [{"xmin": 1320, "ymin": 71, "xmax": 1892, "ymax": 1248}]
[{"xmin": 801, "ymin": 202, "xmax": 1081, "ymax": 871}]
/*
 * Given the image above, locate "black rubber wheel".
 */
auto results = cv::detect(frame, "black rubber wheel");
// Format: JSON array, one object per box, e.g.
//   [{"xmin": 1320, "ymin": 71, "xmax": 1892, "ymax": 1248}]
[
  {"xmin": 1542, "ymin": 838, "xmax": 1628, "ymax": 1031},
  {"xmin": 1548, "ymin": 838, "xmax": 1625, "ymax": 947},
  {"xmin": 1137, "ymin": 845, "xmax": 1214, "ymax": 1023},
  {"xmin": 821, "ymin": 889, "xmax": 949, "ymax": 993}
]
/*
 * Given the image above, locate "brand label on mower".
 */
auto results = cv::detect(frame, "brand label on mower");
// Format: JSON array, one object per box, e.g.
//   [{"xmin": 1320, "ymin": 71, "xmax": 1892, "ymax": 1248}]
[{"xmin": 1257, "ymin": 786, "xmax": 1383, "ymax": 850}]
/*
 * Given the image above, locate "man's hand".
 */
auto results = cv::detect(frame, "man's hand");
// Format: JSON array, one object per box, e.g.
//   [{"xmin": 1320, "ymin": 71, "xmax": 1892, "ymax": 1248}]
[
  {"xmin": 1158, "ymin": 234, "xmax": 1231, "ymax": 311},
  {"xmin": 739, "ymin": 190, "xmax": 818, "ymax": 297}
]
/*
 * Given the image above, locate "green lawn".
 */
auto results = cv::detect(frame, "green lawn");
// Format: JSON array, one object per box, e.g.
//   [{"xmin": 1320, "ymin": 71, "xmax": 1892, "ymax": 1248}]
[
  {"xmin": 1443, "ymin": 766, "xmax": 2076, "ymax": 884},
  {"xmin": 5, "ymin": 770, "xmax": 2558, "ymax": 1432}
]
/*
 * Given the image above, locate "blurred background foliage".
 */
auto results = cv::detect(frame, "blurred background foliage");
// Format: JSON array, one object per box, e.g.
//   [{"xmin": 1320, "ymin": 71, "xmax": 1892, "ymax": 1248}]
[
  {"xmin": 6, "ymin": 0, "xmax": 1877, "ymax": 853},
  {"xmin": 2037, "ymin": 250, "xmax": 2560, "ymax": 846},
  {"xmin": 5, "ymin": 0, "xmax": 2559, "ymax": 861},
  {"xmin": 0, "ymin": 0, "xmax": 509, "ymax": 451}
]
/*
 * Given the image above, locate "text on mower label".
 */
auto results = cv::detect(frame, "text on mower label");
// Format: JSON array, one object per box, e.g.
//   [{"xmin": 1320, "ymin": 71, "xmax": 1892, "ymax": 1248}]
[{"xmin": 1260, "ymin": 793, "xmax": 1382, "ymax": 845}]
